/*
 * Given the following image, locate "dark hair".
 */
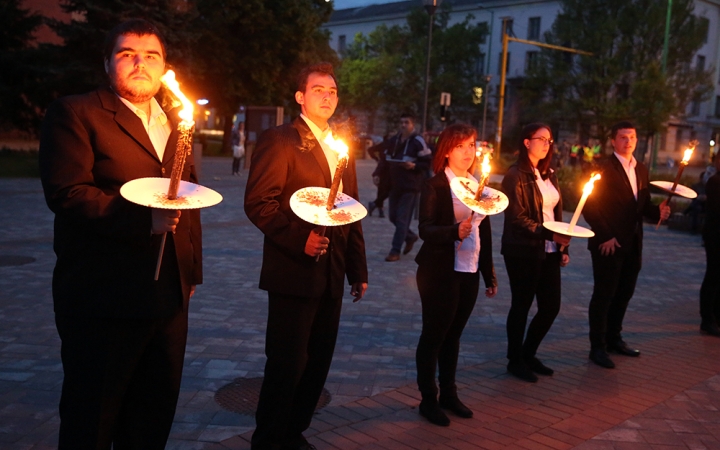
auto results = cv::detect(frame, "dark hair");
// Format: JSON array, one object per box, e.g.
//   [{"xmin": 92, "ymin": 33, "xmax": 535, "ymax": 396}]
[
  {"xmin": 432, "ymin": 123, "xmax": 477, "ymax": 174},
  {"xmin": 518, "ymin": 122, "xmax": 553, "ymax": 176},
  {"xmin": 103, "ymin": 19, "xmax": 167, "ymax": 64},
  {"xmin": 610, "ymin": 121, "xmax": 636, "ymax": 139},
  {"xmin": 400, "ymin": 113, "xmax": 414, "ymax": 122},
  {"xmin": 296, "ymin": 62, "xmax": 337, "ymax": 93}
]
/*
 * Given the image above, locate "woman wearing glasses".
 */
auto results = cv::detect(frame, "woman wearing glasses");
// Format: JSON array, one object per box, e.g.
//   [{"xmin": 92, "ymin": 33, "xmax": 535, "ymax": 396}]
[
  {"xmin": 415, "ymin": 124, "xmax": 497, "ymax": 426},
  {"xmin": 501, "ymin": 123, "xmax": 571, "ymax": 383}
]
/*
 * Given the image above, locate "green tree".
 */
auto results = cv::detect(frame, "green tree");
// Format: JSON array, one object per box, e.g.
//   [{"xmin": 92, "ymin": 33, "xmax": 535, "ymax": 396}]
[
  {"xmin": 520, "ymin": 0, "xmax": 712, "ymax": 149},
  {"xmin": 337, "ymin": 5, "xmax": 488, "ymax": 132},
  {"xmin": 0, "ymin": 0, "xmax": 42, "ymax": 132}
]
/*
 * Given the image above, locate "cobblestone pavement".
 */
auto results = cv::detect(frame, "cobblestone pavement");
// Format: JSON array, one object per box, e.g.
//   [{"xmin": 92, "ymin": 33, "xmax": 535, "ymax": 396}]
[{"xmin": 0, "ymin": 156, "xmax": 717, "ymax": 449}]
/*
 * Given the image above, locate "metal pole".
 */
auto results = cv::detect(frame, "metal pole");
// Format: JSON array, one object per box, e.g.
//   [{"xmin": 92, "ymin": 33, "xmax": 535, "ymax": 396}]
[
  {"xmin": 652, "ymin": 0, "xmax": 672, "ymax": 171},
  {"xmin": 481, "ymin": 75, "xmax": 491, "ymax": 140},
  {"xmin": 422, "ymin": 9, "xmax": 435, "ymax": 133},
  {"xmin": 496, "ymin": 19, "xmax": 508, "ymax": 155},
  {"xmin": 481, "ymin": 10, "xmax": 494, "ymax": 141}
]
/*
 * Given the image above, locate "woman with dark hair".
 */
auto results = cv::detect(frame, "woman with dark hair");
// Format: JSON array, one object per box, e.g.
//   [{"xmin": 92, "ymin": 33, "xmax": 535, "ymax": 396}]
[
  {"xmin": 415, "ymin": 124, "xmax": 498, "ymax": 426},
  {"xmin": 501, "ymin": 123, "xmax": 571, "ymax": 383}
]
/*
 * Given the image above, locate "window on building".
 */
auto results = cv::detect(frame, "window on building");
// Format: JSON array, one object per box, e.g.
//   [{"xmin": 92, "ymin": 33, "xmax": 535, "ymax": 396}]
[
  {"xmin": 715, "ymin": 96, "xmax": 720, "ymax": 118},
  {"xmin": 338, "ymin": 35, "xmax": 346, "ymax": 55},
  {"xmin": 498, "ymin": 52, "xmax": 510, "ymax": 75},
  {"xmin": 476, "ymin": 53, "xmax": 486, "ymax": 75},
  {"xmin": 480, "ymin": 22, "xmax": 488, "ymax": 44},
  {"xmin": 501, "ymin": 19, "xmax": 513, "ymax": 40},
  {"xmin": 525, "ymin": 51, "xmax": 539, "ymax": 72},
  {"xmin": 528, "ymin": 17, "xmax": 541, "ymax": 40},
  {"xmin": 700, "ymin": 17, "xmax": 709, "ymax": 44},
  {"xmin": 676, "ymin": 128, "xmax": 685, "ymax": 152},
  {"xmin": 691, "ymin": 95, "xmax": 701, "ymax": 116},
  {"xmin": 697, "ymin": 55, "xmax": 706, "ymax": 73}
]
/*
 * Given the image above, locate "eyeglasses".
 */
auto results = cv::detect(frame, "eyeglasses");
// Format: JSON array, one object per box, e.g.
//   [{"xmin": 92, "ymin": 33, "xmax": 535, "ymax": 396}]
[{"xmin": 530, "ymin": 137, "xmax": 554, "ymax": 145}]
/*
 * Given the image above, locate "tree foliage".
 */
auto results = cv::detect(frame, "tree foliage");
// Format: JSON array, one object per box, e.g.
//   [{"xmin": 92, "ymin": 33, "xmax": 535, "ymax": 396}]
[
  {"xmin": 520, "ymin": 0, "xmax": 712, "ymax": 142},
  {"xmin": 0, "ymin": 0, "xmax": 42, "ymax": 132},
  {"xmin": 337, "ymin": 5, "xmax": 488, "ymax": 132}
]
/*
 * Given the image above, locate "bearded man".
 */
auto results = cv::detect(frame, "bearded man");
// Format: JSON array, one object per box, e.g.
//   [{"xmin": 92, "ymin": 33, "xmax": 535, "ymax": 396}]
[{"xmin": 39, "ymin": 19, "xmax": 202, "ymax": 449}]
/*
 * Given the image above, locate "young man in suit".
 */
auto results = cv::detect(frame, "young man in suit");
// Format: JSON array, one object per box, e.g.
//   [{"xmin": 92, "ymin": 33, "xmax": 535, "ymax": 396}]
[
  {"xmin": 583, "ymin": 121, "xmax": 670, "ymax": 369},
  {"xmin": 244, "ymin": 63, "xmax": 368, "ymax": 450},
  {"xmin": 39, "ymin": 19, "xmax": 202, "ymax": 449}
]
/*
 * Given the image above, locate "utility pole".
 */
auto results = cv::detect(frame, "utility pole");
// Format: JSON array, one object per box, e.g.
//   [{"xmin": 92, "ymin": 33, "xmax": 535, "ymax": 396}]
[{"xmin": 495, "ymin": 24, "xmax": 593, "ymax": 156}]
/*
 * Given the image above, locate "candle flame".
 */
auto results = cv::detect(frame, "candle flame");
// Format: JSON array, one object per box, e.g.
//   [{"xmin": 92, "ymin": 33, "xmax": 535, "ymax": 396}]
[
  {"xmin": 324, "ymin": 133, "xmax": 349, "ymax": 159},
  {"xmin": 480, "ymin": 152, "xmax": 491, "ymax": 176},
  {"xmin": 583, "ymin": 173, "xmax": 601, "ymax": 195},
  {"xmin": 160, "ymin": 70, "xmax": 194, "ymax": 123}
]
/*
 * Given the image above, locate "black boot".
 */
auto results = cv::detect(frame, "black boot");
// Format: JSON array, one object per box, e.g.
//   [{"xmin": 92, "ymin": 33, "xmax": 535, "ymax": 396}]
[
  {"xmin": 439, "ymin": 394, "xmax": 473, "ymax": 418},
  {"xmin": 507, "ymin": 360, "xmax": 538, "ymax": 382},
  {"xmin": 418, "ymin": 399, "xmax": 450, "ymax": 426}
]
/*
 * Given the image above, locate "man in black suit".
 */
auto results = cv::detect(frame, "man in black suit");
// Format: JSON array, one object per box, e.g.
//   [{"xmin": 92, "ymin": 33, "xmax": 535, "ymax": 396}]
[
  {"xmin": 39, "ymin": 20, "xmax": 202, "ymax": 449},
  {"xmin": 244, "ymin": 63, "xmax": 368, "ymax": 450},
  {"xmin": 583, "ymin": 121, "xmax": 669, "ymax": 369}
]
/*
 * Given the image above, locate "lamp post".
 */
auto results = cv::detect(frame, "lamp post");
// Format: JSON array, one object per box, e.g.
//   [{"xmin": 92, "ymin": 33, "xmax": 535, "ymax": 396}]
[
  {"xmin": 651, "ymin": 0, "xmax": 673, "ymax": 171},
  {"xmin": 421, "ymin": 0, "xmax": 440, "ymax": 133},
  {"xmin": 481, "ymin": 74, "xmax": 492, "ymax": 140}
]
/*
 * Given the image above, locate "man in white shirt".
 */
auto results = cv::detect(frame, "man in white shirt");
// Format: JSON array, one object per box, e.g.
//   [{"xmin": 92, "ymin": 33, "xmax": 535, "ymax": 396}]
[{"xmin": 583, "ymin": 121, "xmax": 670, "ymax": 369}]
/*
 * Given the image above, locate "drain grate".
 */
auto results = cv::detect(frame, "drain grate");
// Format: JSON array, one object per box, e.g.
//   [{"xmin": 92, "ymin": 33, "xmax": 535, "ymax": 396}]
[
  {"xmin": 0, "ymin": 255, "xmax": 36, "ymax": 267},
  {"xmin": 214, "ymin": 376, "xmax": 331, "ymax": 416}
]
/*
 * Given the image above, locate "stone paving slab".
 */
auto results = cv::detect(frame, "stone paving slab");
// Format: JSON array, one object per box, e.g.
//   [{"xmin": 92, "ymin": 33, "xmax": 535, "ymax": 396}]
[{"xmin": 0, "ymin": 156, "xmax": 715, "ymax": 449}]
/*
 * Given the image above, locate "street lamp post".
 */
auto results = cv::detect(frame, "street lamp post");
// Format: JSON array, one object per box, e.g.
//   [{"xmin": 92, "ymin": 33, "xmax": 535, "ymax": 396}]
[
  {"xmin": 481, "ymin": 75, "xmax": 492, "ymax": 140},
  {"xmin": 421, "ymin": 0, "xmax": 440, "ymax": 133}
]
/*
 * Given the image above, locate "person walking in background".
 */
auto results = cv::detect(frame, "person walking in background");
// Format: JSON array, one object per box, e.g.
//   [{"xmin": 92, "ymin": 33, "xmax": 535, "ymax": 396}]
[
  {"xmin": 38, "ymin": 19, "xmax": 202, "ymax": 448},
  {"xmin": 366, "ymin": 135, "xmax": 391, "ymax": 218},
  {"xmin": 383, "ymin": 113, "xmax": 432, "ymax": 262},
  {"xmin": 415, "ymin": 124, "xmax": 497, "ymax": 426},
  {"xmin": 501, "ymin": 123, "xmax": 570, "ymax": 383},
  {"xmin": 231, "ymin": 121, "xmax": 245, "ymax": 175},
  {"xmin": 244, "ymin": 62, "xmax": 368, "ymax": 450},
  {"xmin": 700, "ymin": 155, "xmax": 720, "ymax": 336},
  {"xmin": 583, "ymin": 121, "xmax": 670, "ymax": 369}
]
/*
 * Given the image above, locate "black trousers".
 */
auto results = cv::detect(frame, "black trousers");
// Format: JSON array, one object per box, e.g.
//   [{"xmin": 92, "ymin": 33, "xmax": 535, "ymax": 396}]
[
  {"xmin": 55, "ymin": 309, "xmax": 188, "ymax": 450},
  {"xmin": 504, "ymin": 252, "xmax": 562, "ymax": 362},
  {"xmin": 252, "ymin": 290, "xmax": 343, "ymax": 450},
  {"xmin": 415, "ymin": 265, "xmax": 479, "ymax": 400},
  {"xmin": 372, "ymin": 173, "xmax": 391, "ymax": 208},
  {"xmin": 700, "ymin": 239, "xmax": 720, "ymax": 325},
  {"xmin": 588, "ymin": 243, "xmax": 641, "ymax": 349}
]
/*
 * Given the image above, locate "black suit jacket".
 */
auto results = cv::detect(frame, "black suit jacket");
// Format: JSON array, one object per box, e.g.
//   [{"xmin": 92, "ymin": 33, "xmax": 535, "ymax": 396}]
[
  {"xmin": 39, "ymin": 87, "xmax": 203, "ymax": 318},
  {"xmin": 244, "ymin": 117, "xmax": 368, "ymax": 299},
  {"xmin": 583, "ymin": 154, "xmax": 660, "ymax": 255},
  {"xmin": 415, "ymin": 171, "xmax": 497, "ymax": 288}
]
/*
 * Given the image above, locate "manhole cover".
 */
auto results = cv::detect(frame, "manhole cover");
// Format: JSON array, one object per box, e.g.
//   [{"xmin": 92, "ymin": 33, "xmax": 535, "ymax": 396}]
[
  {"xmin": 214, "ymin": 377, "xmax": 331, "ymax": 416},
  {"xmin": 0, "ymin": 256, "xmax": 36, "ymax": 267}
]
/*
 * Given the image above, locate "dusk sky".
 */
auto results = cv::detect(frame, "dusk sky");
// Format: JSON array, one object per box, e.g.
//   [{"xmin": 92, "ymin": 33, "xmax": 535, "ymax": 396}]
[{"xmin": 333, "ymin": 0, "xmax": 405, "ymax": 9}]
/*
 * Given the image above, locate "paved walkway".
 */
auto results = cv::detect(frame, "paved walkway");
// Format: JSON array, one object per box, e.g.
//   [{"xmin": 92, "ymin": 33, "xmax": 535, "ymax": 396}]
[{"xmin": 0, "ymin": 156, "xmax": 717, "ymax": 449}]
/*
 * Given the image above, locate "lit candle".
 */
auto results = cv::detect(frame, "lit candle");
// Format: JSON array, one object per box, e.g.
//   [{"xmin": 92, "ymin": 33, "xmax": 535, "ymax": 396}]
[
  {"xmin": 160, "ymin": 70, "xmax": 195, "ymax": 200},
  {"xmin": 474, "ymin": 152, "xmax": 491, "ymax": 200},
  {"xmin": 567, "ymin": 173, "xmax": 601, "ymax": 232},
  {"xmin": 324, "ymin": 133, "xmax": 349, "ymax": 210},
  {"xmin": 670, "ymin": 144, "xmax": 695, "ymax": 192}
]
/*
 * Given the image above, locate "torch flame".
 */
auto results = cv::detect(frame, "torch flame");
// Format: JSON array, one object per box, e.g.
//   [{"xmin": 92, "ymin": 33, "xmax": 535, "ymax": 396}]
[
  {"xmin": 681, "ymin": 148, "xmax": 693, "ymax": 164},
  {"xmin": 583, "ymin": 173, "xmax": 601, "ymax": 196},
  {"xmin": 323, "ymin": 133, "xmax": 349, "ymax": 159},
  {"xmin": 160, "ymin": 70, "xmax": 194, "ymax": 124},
  {"xmin": 480, "ymin": 152, "xmax": 491, "ymax": 176}
]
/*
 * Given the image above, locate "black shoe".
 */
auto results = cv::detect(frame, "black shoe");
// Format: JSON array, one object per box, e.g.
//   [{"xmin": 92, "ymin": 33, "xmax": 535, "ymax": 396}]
[
  {"xmin": 439, "ymin": 395, "xmax": 473, "ymax": 418},
  {"xmin": 403, "ymin": 235, "xmax": 419, "ymax": 255},
  {"xmin": 701, "ymin": 322, "xmax": 720, "ymax": 337},
  {"xmin": 607, "ymin": 340, "xmax": 640, "ymax": 357},
  {"xmin": 385, "ymin": 251, "xmax": 400, "ymax": 262},
  {"xmin": 378, "ymin": 208, "xmax": 385, "ymax": 218},
  {"xmin": 368, "ymin": 201, "xmax": 376, "ymax": 217},
  {"xmin": 589, "ymin": 349, "xmax": 615, "ymax": 368},
  {"xmin": 507, "ymin": 360, "xmax": 538, "ymax": 382},
  {"xmin": 525, "ymin": 357, "xmax": 554, "ymax": 376},
  {"xmin": 419, "ymin": 399, "xmax": 450, "ymax": 426}
]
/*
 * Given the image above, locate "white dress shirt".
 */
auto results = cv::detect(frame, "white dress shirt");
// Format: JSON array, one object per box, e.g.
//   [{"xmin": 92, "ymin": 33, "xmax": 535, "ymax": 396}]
[
  {"xmin": 301, "ymin": 114, "xmax": 343, "ymax": 193},
  {"xmin": 614, "ymin": 152, "xmax": 638, "ymax": 200},
  {"xmin": 117, "ymin": 96, "xmax": 171, "ymax": 161},
  {"xmin": 445, "ymin": 167, "xmax": 486, "ymax": 273},
  {"xmin": 534, "ymin": 169, "xmax": 560, "ymax": 253}
]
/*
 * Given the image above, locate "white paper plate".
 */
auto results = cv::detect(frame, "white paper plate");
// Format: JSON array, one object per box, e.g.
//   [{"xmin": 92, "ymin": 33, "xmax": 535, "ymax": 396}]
[
  {"xmin": 650, "ymin": 181, "xmax": 698, "ymax": 199},
  {"xmin": 120, "ymin": 177, "xmax": 223, "ymax": 209},
  {"xmin": 543, "ymin": 220, "xmax": 595, "ymax": 238},
  {"xmin": 449, "ymin": 177, "xmax": 509, "ymax": 216},
  {"xmin": 290, "ymin": 187, "xmax": 367, "ymax": 226}
]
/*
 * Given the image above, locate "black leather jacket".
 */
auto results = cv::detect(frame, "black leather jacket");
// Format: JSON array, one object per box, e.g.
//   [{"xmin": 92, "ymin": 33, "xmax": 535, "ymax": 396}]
[{"xmin": 500, "ymin": 158, "xmax": 566, "ymax": 259}]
